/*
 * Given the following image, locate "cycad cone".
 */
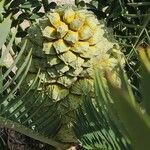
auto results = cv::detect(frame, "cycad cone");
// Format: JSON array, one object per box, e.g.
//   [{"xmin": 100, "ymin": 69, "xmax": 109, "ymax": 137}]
[{"xmin": 21, "ymin": 6, "xmax": 121, "ymax": 143}]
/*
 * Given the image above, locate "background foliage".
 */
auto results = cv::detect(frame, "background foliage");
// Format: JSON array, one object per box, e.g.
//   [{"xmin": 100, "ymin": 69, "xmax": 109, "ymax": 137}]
[{"xmin": 88, "ymin": 0, "xmax": 150, "ymax": 98}]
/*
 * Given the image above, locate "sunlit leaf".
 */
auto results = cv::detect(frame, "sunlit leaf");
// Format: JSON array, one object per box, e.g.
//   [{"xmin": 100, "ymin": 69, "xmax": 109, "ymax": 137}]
[{"xmin": 0, "ymin": 16, "xmax": 11, "ymax": 49}]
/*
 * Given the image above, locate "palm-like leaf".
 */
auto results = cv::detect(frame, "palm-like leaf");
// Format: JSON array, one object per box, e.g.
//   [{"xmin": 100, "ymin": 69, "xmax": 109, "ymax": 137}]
[
  {"xmin": 74, "ymin": 45, "xmax": 150, "ymax": 150},
  {"xmin": 0, "ymin": 16, "xmax": 65, "ymax": 150},
  {"xmin": 105, "ymin": 46, "xmax": 150, "ymax": 150},
  {"xmin": 74, "ymin": 70, "xmax": 132, "ymax": 150}
]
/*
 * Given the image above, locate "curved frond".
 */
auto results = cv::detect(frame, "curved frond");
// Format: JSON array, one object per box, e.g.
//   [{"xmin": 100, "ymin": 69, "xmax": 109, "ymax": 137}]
[
  {"xmin": 74, "ymin": 45, "xmax": 150, "ymax": 150},
  {"xmin": 73, "ymin": 70, "xmax": 131, "ymax": 150},
  {"xmin": 0, "ymin": 19, "xmax": 64, "ymax": 150}
]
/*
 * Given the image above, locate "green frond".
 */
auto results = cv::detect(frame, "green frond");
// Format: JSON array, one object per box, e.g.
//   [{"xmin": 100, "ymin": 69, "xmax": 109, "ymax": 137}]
[
  {"xmin": 138, "ymin": 45, "xmax": 150, "ymax": 114},
  {"xmin": 73, "ymin": 70, "xmax": 131, "ymax": 150},
  {"xmin": 106, "ymin": 50, "xmax": 150, "ymax": 150},
  {"xmin": 0, "ymin": 18, "xmax": 64, "ymax": 150},
  {"xmin": 0, "ymin": 15, "xmax": 11, "ymax": 50},
  {"xmin": 74, "ymin": 45, "xmax": 150, "ymax": 150}
]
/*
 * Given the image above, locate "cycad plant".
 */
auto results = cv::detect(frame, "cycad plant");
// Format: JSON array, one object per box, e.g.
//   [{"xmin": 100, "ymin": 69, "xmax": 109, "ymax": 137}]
[
  {"xmin": 18, "ymin": 3, "xmax": 124, "ymax": 146},
  {"xmin": 74, "ymin": 44, "xmax": 150, "ymax": 150},
  {"xmin": 0, "ymin": 0, "xmax": 150, "ymax": 150},
  {"xmin": 0, "ymin": 1, "xmax": 123, "ymax": 150}
]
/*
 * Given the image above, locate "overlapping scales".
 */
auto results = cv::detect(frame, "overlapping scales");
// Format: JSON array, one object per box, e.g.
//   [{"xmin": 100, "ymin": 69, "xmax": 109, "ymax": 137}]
[{"xmin": 20, "ymin": 7, "xmax": 120, "ymax": 143}]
